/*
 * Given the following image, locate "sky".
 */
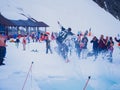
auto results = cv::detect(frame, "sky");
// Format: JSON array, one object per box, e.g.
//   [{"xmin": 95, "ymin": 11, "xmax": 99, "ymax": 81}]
[
  {"xmin": 0, "ymin": 0, "xmax": 120, "ymax": 36},
  {"xmin": 0, "ymin": 0, "xmax": 120, "ymax": 90}
]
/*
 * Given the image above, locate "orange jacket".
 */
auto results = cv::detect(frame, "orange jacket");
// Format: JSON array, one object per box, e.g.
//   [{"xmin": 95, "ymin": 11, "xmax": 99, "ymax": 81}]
[{"xmin": 0, "ymin": 35, "xmax": 6, "ymax": 46}]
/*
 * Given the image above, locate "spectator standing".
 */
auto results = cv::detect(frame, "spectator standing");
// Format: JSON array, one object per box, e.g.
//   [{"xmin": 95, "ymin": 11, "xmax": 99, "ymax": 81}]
[
  {"xmin": 15, "ymin": 37, "xmax": 20, "ymax": 48},
  {"xmin": 45, "ymin": 38, "xmax": 52, "ymax": 54},
  {"xmin": 90, "ymin": 36, "xmax": 99, "ymax": 60},
  {"xmin": 81, "ymin": 35, "xmax": 88, "ymax": 59},
  {"xmin": 22, "ymin": 36, "xmax": 26, "ymax": 50},
  {"xmin": 0, "ymin": 34, "xmax": 7, "ymax": 65},
  {"xmin": 107, "ymin": 37, "xmax": 114, "ymax": 62}
]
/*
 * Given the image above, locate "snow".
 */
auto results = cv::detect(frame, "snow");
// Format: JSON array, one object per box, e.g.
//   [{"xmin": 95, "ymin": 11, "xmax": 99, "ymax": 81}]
[
  {"xmin": 0, "ymin": 0, "xmax": 120, "ymax": 90},
  {"xmin": 0, "ymin": 37, "xmax": 120, "ymax": 90}
]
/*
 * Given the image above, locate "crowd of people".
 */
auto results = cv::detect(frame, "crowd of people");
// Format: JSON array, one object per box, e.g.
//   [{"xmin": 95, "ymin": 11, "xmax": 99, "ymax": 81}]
[
  {"xmin": 0, "ymin": 25, "xmax": 120, "ymax": 65},
  {"xmin": 55, "ymin": 23, "xmax": 120, "ymax": 63}
]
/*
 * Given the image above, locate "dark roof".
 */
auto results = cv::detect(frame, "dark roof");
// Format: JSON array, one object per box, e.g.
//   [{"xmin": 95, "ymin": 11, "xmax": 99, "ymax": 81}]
[
  {"xmin": 0, "ymin": 13, "xmax": 49, "ymax": 27},
  {"xmin": 37, "ymin": 21, "xmax": 49, "ymax": 27},
  {"xmin": 10, "ymin": 19, "xmax": 49, "ymax": 27},
  {"xmin": 0, "ymin": 14, "xmax": 14, "ymax": 26}
]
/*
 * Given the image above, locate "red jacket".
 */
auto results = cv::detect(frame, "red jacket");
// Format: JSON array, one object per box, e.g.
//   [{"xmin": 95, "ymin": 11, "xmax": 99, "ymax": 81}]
[{"xmin": 0, "ymin": 35, "xmax": 6, "ymax": 46}]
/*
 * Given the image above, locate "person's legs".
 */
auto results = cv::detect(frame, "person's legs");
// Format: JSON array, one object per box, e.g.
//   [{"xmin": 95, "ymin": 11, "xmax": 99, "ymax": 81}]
[
  {"xmin": 46, "ymin": 47, "xmax": 48, "ymax": 54},
  {"xmin": 0, "ymin": 47, "xmax": 6, "ymax": 65}
]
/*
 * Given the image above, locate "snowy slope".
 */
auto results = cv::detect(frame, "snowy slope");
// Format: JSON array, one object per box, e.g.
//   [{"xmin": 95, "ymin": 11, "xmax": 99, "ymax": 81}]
[
  {"xmin": 0, "ymin": 37, "xmax": 120, "ymax": 90},
  {"xmin": 0, "ymin": 40, "xmax": 92, "ymax": 90},
  {"xmin": 0, "ymin": 0, "xmax": 120, "ymax": 90},
  {"xmin": 0, "ymin": 0, "xmax": 27, "ymax": 20},
  {"xmin": 0, "ymin": 0, "xmax": 120, "ymax": 36}
]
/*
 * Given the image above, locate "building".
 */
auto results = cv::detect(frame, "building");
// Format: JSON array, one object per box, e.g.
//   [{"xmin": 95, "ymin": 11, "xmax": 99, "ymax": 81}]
[{"xmin": 0, "ymin": 13, "xmax": 49, "ymax": 38}]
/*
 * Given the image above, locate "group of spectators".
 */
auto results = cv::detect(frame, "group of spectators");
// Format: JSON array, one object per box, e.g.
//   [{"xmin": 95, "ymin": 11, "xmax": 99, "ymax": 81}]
[
  {"xmin": 0, "ymin": 28, "xmax": 120, "ymax": 65},
  {"xmin": 55, "ymin": 25, "xmax": 120, "ymax": 63}
]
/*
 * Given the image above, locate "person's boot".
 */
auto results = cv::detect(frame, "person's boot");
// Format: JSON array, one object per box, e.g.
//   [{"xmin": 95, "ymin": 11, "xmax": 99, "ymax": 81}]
[{"xmin": 0, "ymin": 58, "xmax": 5, "ymax": 66}]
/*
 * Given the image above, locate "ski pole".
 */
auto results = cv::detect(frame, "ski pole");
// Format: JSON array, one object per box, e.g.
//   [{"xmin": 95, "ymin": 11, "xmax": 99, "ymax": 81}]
[
  {"xmin": 83, "ymin": 76, "xmax": 91, "ymax": 90},
  {"xmin": 22, "ymin": 62, "xmax": 34, "ymax": 90},
  {"xmin": 57, "ymin": 21, "xmax": 62, "ymax": 28}
]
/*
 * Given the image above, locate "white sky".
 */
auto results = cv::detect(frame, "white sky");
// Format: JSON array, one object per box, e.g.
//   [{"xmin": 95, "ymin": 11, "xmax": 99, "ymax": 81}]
[{"xmin": 0, "ymin": 0, "xmax": 120, "ymax": 36}]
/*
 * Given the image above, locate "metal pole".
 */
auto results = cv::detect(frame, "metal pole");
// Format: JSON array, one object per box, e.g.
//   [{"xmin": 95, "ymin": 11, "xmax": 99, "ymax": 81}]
[
  {"xmin": 83, "ymin": 76, "xmax": 91, "ymax": 90},
  {"xmin": 22, "ymin": 62, "xmax": 34, "ymax": 90}
]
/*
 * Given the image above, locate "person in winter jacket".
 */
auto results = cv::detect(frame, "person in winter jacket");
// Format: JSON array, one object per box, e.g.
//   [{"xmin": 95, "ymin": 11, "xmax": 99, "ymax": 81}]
[
  {"xmin": 104, "ymin": 36, "xmax": 109, "ymax": 51},
  {"xmin": 81, "ymin": 35, "xmax": 88, "ymax": 49},
  {"xmin": 107, "ymin": 37, "xmax": 114, "ymax": 62},
  {"xmin": 67, "ymin": 27, "xmax": 74, "ymax": 35},
  {"xmin": 51, "ymin": 32, "xmax": 55, "ymax": 40},
  {"xmin": 115, "ymin": 37, "xmax": 120, "ymax": 47},
  {"xmin": 61, "ymin": 43, "xmax": 70, "ymax": 63},
  {"xmin": 45, "ymin": 38, "xmax": 52, "ymax": 54},
  {"xmin": 22, "ymin": 36, "xmax": 26, "ymax": 50},
  {"xmin": 15, "ymin": 37, "xmax": 20, "ymax": 48},
  {"xmin": 98, "ymin": 35, "xmax": 106, "ymax": 53},
  {"xmin": 75, "ymin": 36, "xmax": 82, "ymax": 58},
  {"xmin": 114, "ymin": 36, "xmax": 120, "ymax": 54},
  {"xmin": 26, "ymin": 34, "xmax": 30, "ymax": 43},
  {"xmin": 0, "ymin": 34, "xmax": 6, "ymax": 65},
  {"xmin": 81, "ymin": 35, "xmax": 88, "ymax": 59},
  {"xmin": 90, "ymin": 36, "xmax": 99, "ymax": 60}
]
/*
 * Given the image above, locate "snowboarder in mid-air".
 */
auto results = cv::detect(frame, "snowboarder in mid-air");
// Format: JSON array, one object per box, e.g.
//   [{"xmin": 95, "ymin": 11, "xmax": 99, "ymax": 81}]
[{"xmin": 56, "ymin": 21, "xmax": 74, "ymax": 62}]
